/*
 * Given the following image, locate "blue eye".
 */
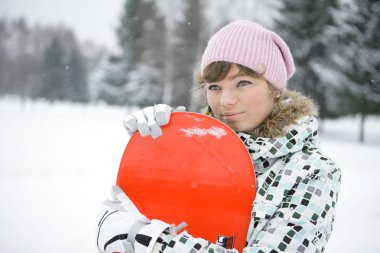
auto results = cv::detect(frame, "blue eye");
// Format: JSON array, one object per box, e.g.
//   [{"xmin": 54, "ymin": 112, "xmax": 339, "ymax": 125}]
[
  {"xmin": 238, "ymin": 80, "xmax": 252, "ymax": 87},
  {"xmin": 207, "ymin": 85, "xmax": 221, "ymax": 91}
]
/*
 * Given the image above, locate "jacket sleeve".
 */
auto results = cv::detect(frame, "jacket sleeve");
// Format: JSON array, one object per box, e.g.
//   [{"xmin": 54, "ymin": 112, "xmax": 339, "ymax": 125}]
[
  {"xmin": 152, "ymin": 230, "xmax": 238, "ymax": 253},
  {"xmin": 243, "ymin": 161, "xmax": 341, "ymax": 252}
]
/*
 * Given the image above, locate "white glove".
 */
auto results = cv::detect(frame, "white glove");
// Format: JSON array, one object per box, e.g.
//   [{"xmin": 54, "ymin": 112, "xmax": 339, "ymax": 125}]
[
  {"xmin": 123, "ymin": 104, "xmax": 185, "ymax": 139},
  {"xmin": 96, "ymin": 186, "xmax": 170, "ymax": 253}
]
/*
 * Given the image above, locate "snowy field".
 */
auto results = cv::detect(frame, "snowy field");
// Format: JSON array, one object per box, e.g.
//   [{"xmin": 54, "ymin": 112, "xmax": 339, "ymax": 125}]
[{"xmin": 0, "ymin": 97, "xmax": 379, "ymax": 253}]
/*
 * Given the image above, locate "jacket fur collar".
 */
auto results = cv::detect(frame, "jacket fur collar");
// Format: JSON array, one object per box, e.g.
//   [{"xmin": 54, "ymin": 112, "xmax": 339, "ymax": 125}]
[{"xmin": 249, "ymin": 90, "xmax": 318, "ymax": 138}]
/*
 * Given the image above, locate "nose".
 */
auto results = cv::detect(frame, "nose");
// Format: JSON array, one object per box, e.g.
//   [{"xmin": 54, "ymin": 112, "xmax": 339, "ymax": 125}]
[{"xmin": 220, "ymin": 89, "xmax": 237, "ymax": 106}]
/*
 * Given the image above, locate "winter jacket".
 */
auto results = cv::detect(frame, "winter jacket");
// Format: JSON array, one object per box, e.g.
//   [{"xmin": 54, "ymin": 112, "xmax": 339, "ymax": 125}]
[{"xmin": 150, "ymin": 91, "xmax": 341, "ymax": 253}]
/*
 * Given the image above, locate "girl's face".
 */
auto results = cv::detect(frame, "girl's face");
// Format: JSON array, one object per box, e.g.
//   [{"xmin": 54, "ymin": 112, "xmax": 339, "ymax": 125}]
[{"xmin": 206, "ymin": 64, "xmax": 275, "ymax": 132}]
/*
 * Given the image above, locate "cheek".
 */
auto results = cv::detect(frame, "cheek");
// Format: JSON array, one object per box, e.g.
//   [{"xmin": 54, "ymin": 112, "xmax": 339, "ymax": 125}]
[
  {"xmin": 206, "ymin": 92, "xmax": 218, "ymax": 111},
  {"xmin": 260, "ymin": 96, "xmax": 275, "ymax": 118},
  {"xmin": 246, "ymin": 91, "xmax": 274, "ymax": 116},
  {"xmin": 244, "ymin": 92, "xmax": 262, "ymax": 107}
]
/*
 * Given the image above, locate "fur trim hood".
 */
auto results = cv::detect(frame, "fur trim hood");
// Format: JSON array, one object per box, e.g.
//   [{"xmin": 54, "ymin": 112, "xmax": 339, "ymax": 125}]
[{"xmin": 249, "ymin": 90, "xmax": 318, "ymax": 138}]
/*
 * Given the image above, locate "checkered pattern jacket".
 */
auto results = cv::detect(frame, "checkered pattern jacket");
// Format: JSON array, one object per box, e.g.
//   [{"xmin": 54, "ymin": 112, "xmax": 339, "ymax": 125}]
[{"xmin": 152, "ymin": 91, "xmax": 341, "ymax": 252}]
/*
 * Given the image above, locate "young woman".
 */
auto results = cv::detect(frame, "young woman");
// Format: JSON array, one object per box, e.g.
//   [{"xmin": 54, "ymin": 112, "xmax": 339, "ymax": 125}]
[{"xmin": 96, "ymin": 20, "xmax": 341, "ymax": 253}]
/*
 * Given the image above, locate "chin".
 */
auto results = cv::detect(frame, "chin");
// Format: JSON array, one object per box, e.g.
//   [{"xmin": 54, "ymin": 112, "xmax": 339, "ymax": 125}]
[
  {"xmin": 227, "ymin": 124, "xmax": 248, "ymax": 133},
  {"xmin": 229, "ymin": 122, "xmax": 258, "ymax": 133},
  {"xmin": 219, "ymin": 117, "xmax": 255, "ymax": 132}
]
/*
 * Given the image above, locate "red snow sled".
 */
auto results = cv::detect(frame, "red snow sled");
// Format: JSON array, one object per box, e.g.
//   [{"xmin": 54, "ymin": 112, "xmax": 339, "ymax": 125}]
[{"xmin": 117, "ymin": 112, "xmax": 256, "ymax": 251}]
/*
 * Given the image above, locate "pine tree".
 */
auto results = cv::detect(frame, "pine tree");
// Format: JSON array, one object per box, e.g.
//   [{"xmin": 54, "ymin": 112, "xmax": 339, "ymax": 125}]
[
  {"xmin": 331, "ymin": 0, "xmax": 380, "ymax": 142},
  {"xmin": 97, "ymin": 0, "xmax": 166, "ymax": 106},
  {"xmin": 275, "ymin": 0, "xmax": 341, "ymax": 119},
  {"xmin": 117, "ymin": 0, "xmax": 142, "ymax": 68},
  {"xmin": 171, "ymin": 0, "xmax": 203, "ymax": 108},
  {"xmin": 67, "ymin": 48, "xmax": 89, "ymax": 102},
  {"xmin": 0, "ymin": 19, "xmax": 7, "ymax": 94},
  {"xmin": 95, "ymin": 0, "xmax": 141, "ymax": 105},
  {"xmin": 40, "ymin": 39, "xmax": 68, "ymax": 101}
]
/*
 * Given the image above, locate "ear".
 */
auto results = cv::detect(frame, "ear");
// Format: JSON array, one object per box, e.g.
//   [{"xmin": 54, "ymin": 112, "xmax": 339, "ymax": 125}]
[{"xmin": 268, "ymin": 81, "xmax": 282, "ymax": 100}]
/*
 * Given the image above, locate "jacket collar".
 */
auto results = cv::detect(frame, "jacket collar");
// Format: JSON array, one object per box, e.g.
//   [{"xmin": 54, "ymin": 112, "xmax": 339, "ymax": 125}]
[
  {"xmin": 236, "ymin": 91, "xmax": 320, "ymax": 174},
  {"xmin": 248, "ymin": 90, "xmax": 318, "ymax": 138}
]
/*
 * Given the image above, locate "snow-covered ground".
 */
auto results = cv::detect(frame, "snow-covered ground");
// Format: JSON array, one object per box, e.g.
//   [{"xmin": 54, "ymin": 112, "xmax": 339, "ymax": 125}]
[{"xmin": 0, "ymin": 97, "xmax": 379, "ymax": 252}]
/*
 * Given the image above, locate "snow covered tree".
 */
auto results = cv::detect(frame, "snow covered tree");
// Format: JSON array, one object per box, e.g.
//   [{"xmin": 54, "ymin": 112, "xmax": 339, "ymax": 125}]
[
  {"xmin": 169, "ymin": 0, "xmax": 203, "ymax": 108},
  {"xmin": 96, "ymin": 0, "xmax": 167, "ymax": 106},
  {"xmin": 87, "ymin": 53, "xmax": 126, "ymax": 104},
  {"xmin": 274, "ymin": 0, "xmax": 342, "ymax": 119},
  {"xmin": 0, "ymin": 19, "xmax": 7, "ymax": 94},
  {"xmin": 0, "ymin": 18, "xmax": 42, "ymax": 99},
  {"xmin": 330, "ymin": 0, "xmax": 380, "ymax": 142},
  {"xmin": 117, "ymin": 0, "xmax": 142, "ymax": 69},
  {"xmin": 94, "ymin": 0, "xmax": 139, "ymax": 105},
  {"xmin": 67, "ymin": 48, "xmax": 89, "ymax": 102},
  {"xmin": 0, "ymin": 17, "xmax": 93, "ymax": 102},
  {"xmin": 39, "ymin": 39, "xmax": 69, "ymax": 101},
  {"xmin": 38, "ymin": 38, "xmax": 89, "ymax": 102},
  {"xmin": 154, "ymin": 0, "xmax": 187, "ymax": 105}
]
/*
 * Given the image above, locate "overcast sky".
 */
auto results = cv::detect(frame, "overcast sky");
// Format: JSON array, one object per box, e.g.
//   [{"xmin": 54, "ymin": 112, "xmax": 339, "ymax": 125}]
[{"xmin": 1, "ymin": 0, "xmax": 124, "ymax": 51}]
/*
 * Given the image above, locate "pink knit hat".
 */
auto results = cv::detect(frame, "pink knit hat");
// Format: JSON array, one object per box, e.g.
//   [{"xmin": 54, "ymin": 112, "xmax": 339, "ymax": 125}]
[{"xmin": 200, "ymin": 20, "xmax": 295, "ymax": 90}]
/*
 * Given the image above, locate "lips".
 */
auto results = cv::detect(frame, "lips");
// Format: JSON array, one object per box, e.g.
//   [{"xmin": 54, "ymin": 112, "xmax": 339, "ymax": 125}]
[
  {"xmin": 221, "ymin": 112, "xmax": 244, "ymax": 122},
  {"xmin": 222, "ymin": 113, "xmax": 240, "ymax": 117}
]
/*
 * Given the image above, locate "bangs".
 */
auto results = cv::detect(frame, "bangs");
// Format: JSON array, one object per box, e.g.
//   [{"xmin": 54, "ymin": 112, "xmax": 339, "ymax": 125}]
[{"xmin": 195, "ymin": 61, "xmax": 264, "ymax": 84}]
